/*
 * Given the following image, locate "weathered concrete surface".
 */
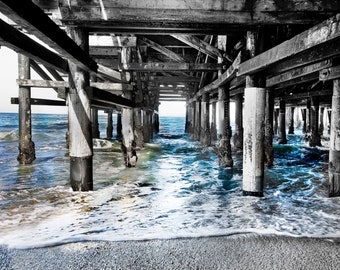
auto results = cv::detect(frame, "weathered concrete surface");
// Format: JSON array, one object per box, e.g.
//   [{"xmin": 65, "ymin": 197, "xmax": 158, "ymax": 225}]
[{"xmin": 1, "ymin": 235, "xmax": 340, "ymax": 270}]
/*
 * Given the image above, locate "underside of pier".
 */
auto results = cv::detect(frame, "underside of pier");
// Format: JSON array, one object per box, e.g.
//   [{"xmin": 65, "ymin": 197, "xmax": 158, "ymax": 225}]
[{"xmin": 1, "ymin": 0, "xmax": 340, "ymax": 195}]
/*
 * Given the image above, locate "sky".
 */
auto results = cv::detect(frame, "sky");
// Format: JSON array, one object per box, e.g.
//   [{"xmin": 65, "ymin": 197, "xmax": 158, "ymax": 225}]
[{"xmin": 0, "ymin": 47, "xmax": 186, "ymax": 117}]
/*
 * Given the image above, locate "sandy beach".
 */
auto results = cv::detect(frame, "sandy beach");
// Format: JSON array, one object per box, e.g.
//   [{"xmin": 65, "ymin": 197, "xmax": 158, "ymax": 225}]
[{"xmin": 1, "ymin": 234, "xmax": 340, "ymax": 270}]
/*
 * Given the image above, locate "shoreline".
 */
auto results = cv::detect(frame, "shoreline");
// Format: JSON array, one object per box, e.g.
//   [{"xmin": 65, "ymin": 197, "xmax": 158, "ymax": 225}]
[{"xmin": 1, "ymin": 234, "xmax": 340, "ymax": 270}]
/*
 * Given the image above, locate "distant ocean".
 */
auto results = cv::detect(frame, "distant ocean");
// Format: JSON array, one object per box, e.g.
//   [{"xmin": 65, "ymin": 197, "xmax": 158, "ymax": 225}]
[{"xmin": 1, "ymin": 112, "xmax": 340, "ymax": 249}]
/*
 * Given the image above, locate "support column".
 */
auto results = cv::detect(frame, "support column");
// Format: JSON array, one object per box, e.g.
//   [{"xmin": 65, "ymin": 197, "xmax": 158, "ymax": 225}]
[
  {"xmin": 121, "ymin": 48, "xmax": 137, "ymax": 167},
  {"xmin": 17, "ymin": 54, "xmax": 36, "ymax": 165},
  {"xmin": 191, "ymin": 101, "xmax": 196, "ymax": 138},
  {"xmin": 233, "ymin": 93, "xmax": 243, "ymax": 149},
  {"xmin": 328, "ymin": 109, "xmax": 332, "ymax": 135},
  {"xmin": 274, "ymin": 108, "xmax": 279, "ymax": 136},
  {"xmin": 218, "ymin": 85, "xmax": 233, "ymax": 167},
  {"xmin": 306, "ymin": 99, "xmax": 311, "ymax": 134},
  {"xmin": 309, "ymin": 96, "xmax": 321, "ymax": 147},
  {"xmin": 116, "ymin": 112, "xmax": 122, "ymax": 140},
  {"xmin": 185, "ymin": 102, "xmax": 190, "ymax": 134},
  {"xmin": 200, "ymin": 93, "xmax": 211, "ymax": 146},
  {"xmin": 210, "ymin": 101, "xmax": 217, "ymax": 143},
  {"xmin": 67, "ymin": 27, "xmax": 93, "ymax": 191},
  {"xmin": 329, "ymin": 79, "xmax": 340, "ymax": 197},
  {"xmin": 134, "ymin": 109, "xmax": 144, "ymax": 148},
  {"xmin": 106, "ymin": 110, "xmax": 113, "ymax": 139},
  {"xmin": 278, "ymin": 100, "xmax": 287, "ymax": 144},
  {"xmin": 91, "ymin": 108, "xmax": 100, "ymax": 138},
  {"xmin": 194, "ymin": 98, "xmax": 201, "ymax": 141},
  {"xmin": 242, "ymin": 30, "xmax": 266, "ymax": 197},
  {"xmin": 264, "ymin": 88, "xmax": 274, "ymax": 167},
  {"xmin": 319, "ymin": 107, "xmax": 325, "ymax": 137},
  {"xmin": 301, "ymin": 108, "xmax": 307, "ymax": 134},
  {"xmin": 288, "ymin": 106, "xmax": 295, "ymax": 134},
  {"xmin": 154, "ymin": 109, "xmax": 160, "ymax": 134}
]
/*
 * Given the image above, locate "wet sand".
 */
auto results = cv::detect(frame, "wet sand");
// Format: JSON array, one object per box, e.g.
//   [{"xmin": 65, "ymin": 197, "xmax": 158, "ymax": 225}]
[{"xmin": 1, "ymin": 234, "xmax": 340, "ymax": 270}]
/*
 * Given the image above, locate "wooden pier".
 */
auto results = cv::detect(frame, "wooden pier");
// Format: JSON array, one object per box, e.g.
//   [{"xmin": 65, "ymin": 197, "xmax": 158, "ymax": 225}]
[{"xmin": 1, "ymin": 0, "xmax": 340, "ymax": 196}]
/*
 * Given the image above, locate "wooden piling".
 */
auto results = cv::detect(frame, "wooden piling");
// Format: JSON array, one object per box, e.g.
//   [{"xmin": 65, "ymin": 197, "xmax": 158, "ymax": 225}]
[
  {"xmin": 242, "ymin": 30, "xmax": 266, "ymax": 197},
  {"xmin": 117, "ymin": 112, "xmax": 122, "ymax": 140},
  {"xmin": 288, "ymin": 106, "xmax": 295, "ymax": 134},
  {"xmin": 274, "ymin": 108, "xmax": 279, "ymax": 135},
  {"xmin": 264, "ymin": 89, "xmax": 274, "ymax": 167},
  {"xmin": 91, "ymin": 108, "xmax": 100, "ymax": 138},
  {"xmin": 301, "ymin": 108, "xmax": 307, "ymax": 134},
  {"xmin": 134, "ymin": 108, "xmax": 144, "ymax": 148},
  {"xmin": 217, "ymin": 85, "xmax": 233, "ymax": 167},
  {"xmin": 309, "ymin": 96, "xmax": 321, "ymax": 147},
  {"xmin": 210, "ymin": 101, "xmax": 217, "ymax": 143},
  {"xmin": 233, "ymin": 94, "xmax": 243, "ymax": 149},
  {"xmin": 278, "ymin": 100, "xmax": 287, "ymax": 144},
  {"xmin": 319, "ymin": 107, "xmax": 324, "ymax": 136},
  {"xmin": 200, "ymin": 93, "xmax": 211, "ymax": 146},
  {"xmin": 194, "ymin": 98, "xmax": 201, "ymax": 141},
  {"xmin": 67, "ymin": 27, "xmax": 93, "ymax": 191},
  {"xmin": 17, "ymin": 54, "xmax": 36, "ymax": 165},
  {"xmin": 329, "ymin": 79, "xmax": 340, "ymax": 197},
  {"xmin": 106, "ymin": 110, "xmax": 113, "ymax": 139}
]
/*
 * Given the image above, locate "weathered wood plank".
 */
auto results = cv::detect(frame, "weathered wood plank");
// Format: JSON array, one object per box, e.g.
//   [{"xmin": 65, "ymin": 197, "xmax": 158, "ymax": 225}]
[
  {"xmin": 56, "ymin": 0, "xmax": 339, "ymax": 27},
  {"xmin": 91, "ymin": 87, "xmax": 135, "ymax": 109},
  {"xmin": 0, "ymin": 0, "xmax": 97, "ymax": 72},
  {"xmin": 197, "ymin": 51, "xmax": 241, "ymax": 96},
  {"xmin": 320, "ymin": 65, "xmax": 340, "ymax": 81},
  {"xmin": 90, "ymin": 46, "xmax": 119, "ymax": 57},
  {"xmin": 270, "ymin": 40, "xmax": 340, "ymax": 76},
  {"xmin": 16, "ymin": 79, "xmax": 132, "ymax": 91},
  {"xmin": 0, "ymin": 19, "xmax": 68, "ymax": 72},
  {"xmin": 267, "ymin": 60, "xmax": 332, "ymax": 87},
  {"xmin": 140, "ymin": 37, "xmax": 185, "ymax": 63},
  {"xmin": 239, "ymin": 14, "xmax": 340, "ymax": 76},
  {"xmin": 171, "ymin": 34, "xmax": 229, "ymax": 61},
  {"xmin": 280, "ymin": 89, "xmax": 333, "ymax": 100},
  {"xmin": 149, "ymin": 76, "xmax": 200, "ymax": 83},
  {"xmin": 89, "ymin": 35, "xmax": 136, "ymax": 47},
  {"xmin": 274, "ymin": 72, "xmax": 320, "ymax": 89},
  {"xmin": 11, "ymin": 97, "xmax": 66, "ymax": 106},
  {"xmin": 57, "ymin": 0, "xmax": 340, "ymax": 12},
  {"xmin": 97, "ymin": 63, "xmax": 130, "ymax": 82},
  {"xmin": 112, "ymin": 62, "xmax": 225, "ymax": 72}
]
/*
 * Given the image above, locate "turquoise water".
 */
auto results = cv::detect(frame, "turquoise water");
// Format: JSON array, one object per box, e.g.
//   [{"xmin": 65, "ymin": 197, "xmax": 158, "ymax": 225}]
[{"xmin": 0, "ymin": 112, "xmax": 340, "ymax": 249}]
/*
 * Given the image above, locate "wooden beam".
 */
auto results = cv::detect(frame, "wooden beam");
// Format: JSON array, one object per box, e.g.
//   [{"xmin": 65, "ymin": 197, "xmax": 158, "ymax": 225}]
[
  {"xmin": 0, "ymin": 0, "xmax": 97, "ymax": 72},
  {"xmin": 91, "ymin": 87, "xmax": 136, "ymax": 109},
  {"xmin": 148, "ymin": 75, "xmax": 200, "ymax": 83},
  {"xmin": 272, "ymin": 72, "xmax": 319, "ymax": 90},
  {"xmin": 320, "ymin": 65, "xmax": 340, "ymax": 81},
  {"xmin": 140, "ymin": 37, "xmax": 185, "ymax": 62},
  {"xmin": 16, "ymin": 79, "xmax": 132, "ymax": 91},
  {"xmin": 97, "ymin": 63, "xmax": 130, "ymax": 82},
  {"xmin": 279, "ymin": 89, "xmax": 333, "ymax": 101},
  {"xmin": 171, "ymin": 34, "xmax": 228, "ymax": 61},
  {"xmin": 269, "ymin": 40, "xmax": 340, "ymax": 76},
  {"xmin": 112, "ymin": 62, "xmax": 225, "ymax": 72},
  {"xmin": 267, "ymin": 60, "xmax": 332, "ymax": 87},
  {"xmin": 239, "ymin": 14, "xmax": 340, "ymax": 76},
  {"xmin": 56, "ymin": 0, "xmax": 339, "ymax": 31},
  {"xmin": 0, "ymin": 19, "xmax": 68, "ymax": 72},
  {"xmin": 197, "ymin": 51, "xmax": 241, "ymax": 97},
  {"xmin": 89, "ymin": 35, "xmax": 136, "ymax": 47},
  {"xmin": 11, "ymin": 97, "xmax": 66, "ymax": 106},
  {"xmin": 90, "ymin": 46, "xmax": 119, "ymax": 57}
]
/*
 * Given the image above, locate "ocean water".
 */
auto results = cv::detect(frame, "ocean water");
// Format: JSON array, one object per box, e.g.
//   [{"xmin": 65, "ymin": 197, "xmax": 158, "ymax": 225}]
[{"xmin": 0, "ymin": 112, "xmax": 340, "ymax": 249}]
